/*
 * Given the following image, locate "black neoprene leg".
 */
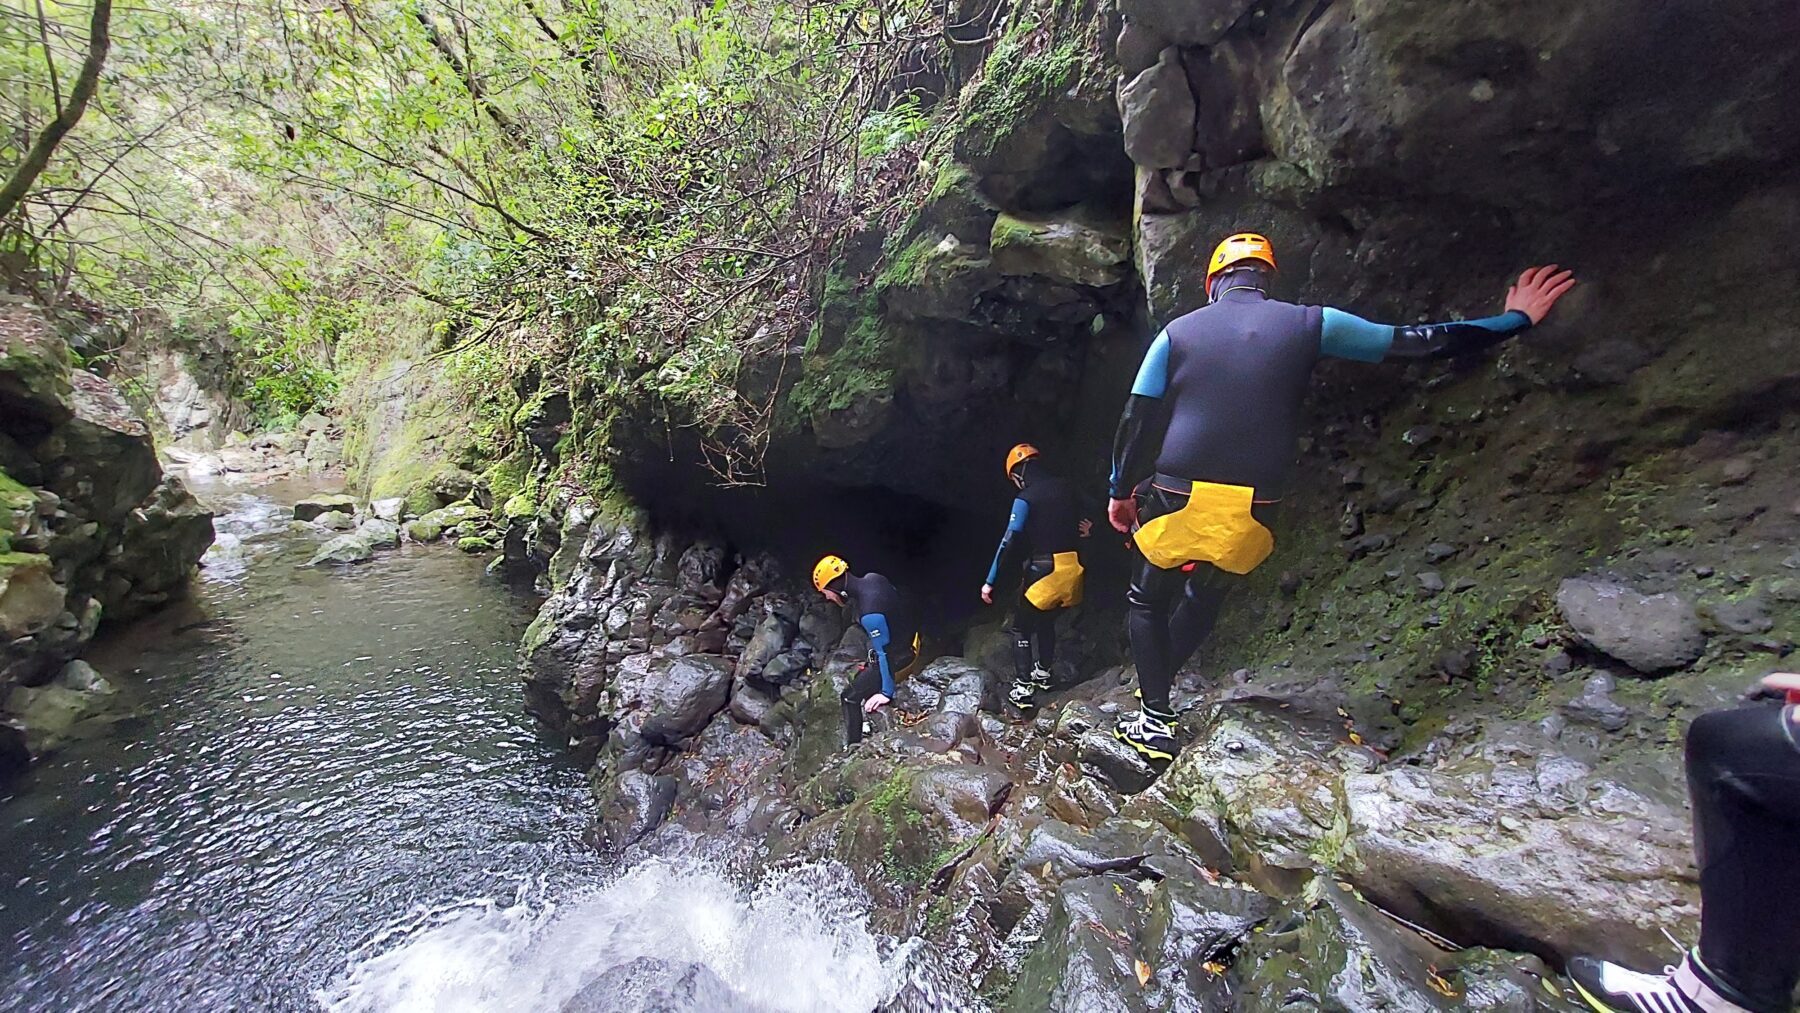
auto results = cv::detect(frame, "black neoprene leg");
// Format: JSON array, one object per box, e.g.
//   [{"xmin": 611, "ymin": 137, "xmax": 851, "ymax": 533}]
[
  {"xmin": 1127, "ymin": 553, "xmax": 1189, "ymax": 714},
  {"xmin": 1686, "ymin": 705, "xmax": 1800, "ymax": 1011},
  {"xmin": 1164, "ymin": 564, "xmax": 1233, "ymax": 682},
  {"xmin": 1031, "ymin": 605, "xmax": 1057, "ymax": 669},
  {"xmin": 840, "ymin": 664, "xmax": 883, "ymax": 745}
]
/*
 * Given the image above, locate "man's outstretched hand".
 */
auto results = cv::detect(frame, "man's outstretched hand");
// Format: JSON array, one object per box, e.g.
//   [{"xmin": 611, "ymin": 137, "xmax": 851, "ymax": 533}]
[
  {"xmin": 1108, "ymin": 497, "xmax": 1139, "ymax": 534},
  {"xmin": 1504, "ymin": 265, "xmax": 1577, "ymax": 324}
]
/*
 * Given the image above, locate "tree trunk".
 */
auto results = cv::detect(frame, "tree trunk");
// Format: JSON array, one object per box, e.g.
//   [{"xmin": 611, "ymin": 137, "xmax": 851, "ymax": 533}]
[{"xmin": 0, "ymin": 0, "xmax": 114, "ymax": 223}]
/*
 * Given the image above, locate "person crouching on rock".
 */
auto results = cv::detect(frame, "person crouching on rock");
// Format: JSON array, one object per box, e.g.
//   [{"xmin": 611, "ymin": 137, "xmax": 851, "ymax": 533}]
[
  {"xmin": 1106, "ymin": 232, "xmax": 1576, "ymax": 762},
  {"xmin": 813, "ymin": 554, "xmax": 923, "ymax": 746},
  {"xmin": 980, "ymin": 443, "xmax": 1091, "ymax": 713},
  {"xmin": 1566, "ymin": 672, "xmax": 1800, "ymax": 1013}
]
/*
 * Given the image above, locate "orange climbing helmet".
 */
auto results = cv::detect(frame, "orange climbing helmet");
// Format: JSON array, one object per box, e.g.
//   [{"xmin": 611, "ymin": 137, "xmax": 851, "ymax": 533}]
[
  {"xmin": 1206, "ymin": 233, "xmax": 1277, "ymax": 287},
  {"xmin": 1005, "ymin": 443, "xmax": 1040, "ymax": 479},
  {"xmin": 812, "ymin": 554, "xmax": 849, "ymax": 594}
]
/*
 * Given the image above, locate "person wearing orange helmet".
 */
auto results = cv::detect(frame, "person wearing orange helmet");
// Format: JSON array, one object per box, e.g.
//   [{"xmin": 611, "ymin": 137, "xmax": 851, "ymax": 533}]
[
  {"xmin": 980, "ymin": 444, "xmax": 1092, "ymax": 712},
  {"xmin": 1105, "ymin": 232, "xmax": 1576, "ymax": 761},
  {"xmin": 812, "ymin": 554, "xmax": 922, "ymax": 746}
]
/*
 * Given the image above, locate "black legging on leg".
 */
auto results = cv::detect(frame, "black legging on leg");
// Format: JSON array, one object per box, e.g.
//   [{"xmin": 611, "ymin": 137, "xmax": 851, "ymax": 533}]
[
  {"xmin": 840, "ymin": 650, "xmax": 917, "ymax": 745},
  {"xmin": 1127, "ymin": 556, "xmax": 1234, "ymax": 713},
  {"xmin": 1009, "ymin": 557, "xmax": 1060, "ymax": 679},
  {"xmin": 1686, "ymin": 704, "xmax": 1800, "ymax": 1011}
]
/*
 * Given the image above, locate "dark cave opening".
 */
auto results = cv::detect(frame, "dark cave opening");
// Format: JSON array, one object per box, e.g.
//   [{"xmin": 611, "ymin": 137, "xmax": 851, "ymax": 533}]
[{"xmin": 617, "ymin": 464, "xmax": 1138, "ymax": 655}]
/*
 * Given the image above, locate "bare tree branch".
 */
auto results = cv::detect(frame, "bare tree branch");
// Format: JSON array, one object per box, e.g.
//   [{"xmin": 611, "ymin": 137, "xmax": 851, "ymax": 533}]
[{"xmin": 0, "ymin": 0, "xmax": 112, "ymax": 222}]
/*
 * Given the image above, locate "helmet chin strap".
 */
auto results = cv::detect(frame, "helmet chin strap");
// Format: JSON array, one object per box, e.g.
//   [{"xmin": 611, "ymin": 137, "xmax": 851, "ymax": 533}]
[{"xmin": 1209, "ymin": 266, "xmax": 1271, "ymax": 302}]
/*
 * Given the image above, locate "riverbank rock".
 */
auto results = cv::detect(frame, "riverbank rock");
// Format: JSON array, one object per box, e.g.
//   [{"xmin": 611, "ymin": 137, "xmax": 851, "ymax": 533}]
[
  {"xmin": 2, "ymin": 301, "xmax": 211, "ymax": 741},
  {"xmin": 1556, "ymin": 578, "xmax": 1707, "ymax": 674},
  {"xmin": 293, "ymin": 494, "xmax": 356, "ymax": 522},
  {"xmin": 2, "ymin": 659, "xmax": 123, "ymax": 759},
  {"xmin": 405, "ymin": 502, "xmax": 486, "ymax": 542}
]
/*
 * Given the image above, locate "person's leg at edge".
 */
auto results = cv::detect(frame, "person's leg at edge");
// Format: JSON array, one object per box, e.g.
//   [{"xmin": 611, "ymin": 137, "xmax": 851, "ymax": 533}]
[
  {"xmin": 1687, "ymin": 705, "xmax": 1800, "ymax": 1010},
  {"xmin": 1034, "ymin": 604, "xmax": 1058, "ymax": 670},
  {"xmin": 840, "ymin": 663, "xmax": 883, "ymax": 746}
]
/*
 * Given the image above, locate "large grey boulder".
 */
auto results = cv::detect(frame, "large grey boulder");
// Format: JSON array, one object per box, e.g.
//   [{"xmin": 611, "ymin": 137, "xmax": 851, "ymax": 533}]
[
  {"xmin": 307, "ymin": 533, "xmax": 375, "ymax": 566},
  {"xmin": 609, "ymin": 654, "xmax": 734, "ymax": 746},
  {"xmin": 357, "ymin": 518, "xmax": 401, "ymax": 549},
  {"xmin": 1118, "ymin": 47, "xmax": 1195, "ymax": 169},
  {"xmin": 990, "ymin": 210, "xmax": 1132, "ymax": 287},
  {"xmin": 0, "ymin": 553, "xmax": 64, "ymax": 640},
  {"xmin": 293, "ymin": 493, "xmax": 357, "ymax": 522},
  {"xmin": 1556, "ymin": 578, "xmax": 1706, "ymax": 674},
  {"xmin": 1161, "ymin": 705, "xmax": 1698, "ymax": 967},
  {"xmin": 1237, "ymin": 881, "xmax": 1585, "ymax": 1013},
  {"xmin": 404, "ymin": 502, "xmax": 486, "ymax": 542},
  {"xmin": 1004, "ymin": 875, "xmax": 1155, "ymax": 1013},
  {"xmin": 370, "ymin": 497, "xmax": 406, "ymax": 522}
]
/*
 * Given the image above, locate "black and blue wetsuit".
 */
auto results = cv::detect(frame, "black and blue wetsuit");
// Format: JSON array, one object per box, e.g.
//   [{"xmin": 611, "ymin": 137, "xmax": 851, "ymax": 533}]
[
  {"xmin": 839, "ymin": 571, "xmax": 920, "ymax": 744},
  {"xmin": 985, "ymin": 463, "xmax": 1082, "ymax": 680},
  {"xmin": 1109, "ymin": 267, "xmax": 1532, "ymax": 714}
]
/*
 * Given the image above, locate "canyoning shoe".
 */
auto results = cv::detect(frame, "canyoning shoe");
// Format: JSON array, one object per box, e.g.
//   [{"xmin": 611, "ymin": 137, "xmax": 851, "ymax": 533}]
[
  {"xmin": 1566, "ymin": 952, "xmax": 1753, "ymax": 1013},
  {"xmin": 1114, "ymin": 709, "xmax": 1177, "ymax": 762},
  {"xmin": 1008, "ymin": 665, "xmax": 1053, "ymax": 711}
]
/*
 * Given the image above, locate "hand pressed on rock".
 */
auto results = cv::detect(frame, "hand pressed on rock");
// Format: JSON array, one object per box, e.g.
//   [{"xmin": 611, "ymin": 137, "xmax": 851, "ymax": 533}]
[
  {"xmin": 1108, "ymin": 497, "xmax": 1139, "ymax": 535},
  {"xmin": 862, "ymin": 693, "xmax": 889, "ymax": 714},
  {"xmin": 1504, "ymin": 265, "xmax": 1577, "ymax": 324}
]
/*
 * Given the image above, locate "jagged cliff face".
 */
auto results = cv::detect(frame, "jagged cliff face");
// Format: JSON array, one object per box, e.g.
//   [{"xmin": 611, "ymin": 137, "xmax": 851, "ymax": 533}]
[{"xmin": 511, "ymin": 0, "xmax": 1799, "ymax": 1006}]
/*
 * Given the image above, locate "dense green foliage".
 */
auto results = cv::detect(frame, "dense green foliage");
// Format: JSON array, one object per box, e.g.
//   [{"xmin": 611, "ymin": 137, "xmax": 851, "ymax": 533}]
[{"xmin": 1, "ymin": 0, "xmax": 953, "ymax": 470}]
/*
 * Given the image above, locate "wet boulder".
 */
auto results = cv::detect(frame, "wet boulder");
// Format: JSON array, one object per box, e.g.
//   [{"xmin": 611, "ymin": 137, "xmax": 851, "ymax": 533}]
[
  {"xmin": 312, "ymin": 510, "xmax": 356, "ymax": 531},
  {"xmin": 1141, "ymin": 874, "xmax": 1274, "ymax": 993},
  {"xmin": 1341, "ymin": 746, "xmax": 1698, "ymax": 967},
  {"xmin": 1155, "ymin": 706, "xmax": 1346, "ymax": 876},
  {"xmin": 103, "ymin": 473, "xmax": 214, "ymax": 620},
  {"xmin": 0, "ymin": 553, "xmax": 64, "ymax": 640},
  {"xmin": 3, "ymin": 659, "xmax": 121, "ymax": 759},
  {"xmin": 1560, "ymin": 673, "xmax": 1630, "ymax": 732},
  {"xmin": 1236, "ymin": 881, "xmax": 1582, "ymax": 1013},
  {"xmin": 292, "ymin": 493, "xmax": 357, "ymax": 522},
  {"xmin": 1078, "ymin": 729, "xmax": 1162, "ymax": 795},
  {"xmin": 1555, "ymin": 578, "xmax": 1706, "ymax": 674},
  {"xmin": 356, "ymin": 518, "xmax": 401, "ymax": 549},
  {"xmin": 732, "ymin": 609, "xmax": 797, "ymax": 682},
  {"xmin": 609, "ymin": 654, "xmax": 734, "ymax": 747},
  {"xmin": 307, "ymin": 532, "xmax": 375, "ymax": 566},
  {"xmin": 596, "ymin": 769, "xmax": 678, "ymax": 851},
  {"xmin": 405, "ymin": 502, "xmax": 487, "ymax": 542},
  {"xmin": 1003, "ymin": 874, "xmax": 1158, "ymax": 1013}
]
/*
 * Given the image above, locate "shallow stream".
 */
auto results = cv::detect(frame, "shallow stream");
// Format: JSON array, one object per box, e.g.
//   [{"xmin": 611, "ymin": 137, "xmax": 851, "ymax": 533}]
[{"xmin": 0, "ymin": 483, "xmax": 916, "ymax": 1012}]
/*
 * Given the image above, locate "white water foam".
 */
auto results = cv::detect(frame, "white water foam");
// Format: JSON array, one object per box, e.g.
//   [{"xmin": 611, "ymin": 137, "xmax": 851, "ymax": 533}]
[{"xmin": 317, "ymin": 858, "xmax": 928, "ymax": 1013}]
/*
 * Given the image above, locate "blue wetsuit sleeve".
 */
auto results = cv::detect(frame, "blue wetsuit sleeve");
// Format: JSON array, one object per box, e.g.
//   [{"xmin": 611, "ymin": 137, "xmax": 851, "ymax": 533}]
[
  {"xmin": 1109, "ymin": 330, "xmax": 1172, "ymax": 498},
  {"xmin": 985, "ymin": 498, "xmax": 1029, "ymax": 586},
  {"xmin": 1129, "ymin": 330, "xmax": 1171, "ymax": 397},
  {"xmin": 860, "ymin": 613, "xmax": 896, "ymax": 697},
  {"xmin": 1321, "ymin": 307, "xmax": 1531, "ymax": 362}
]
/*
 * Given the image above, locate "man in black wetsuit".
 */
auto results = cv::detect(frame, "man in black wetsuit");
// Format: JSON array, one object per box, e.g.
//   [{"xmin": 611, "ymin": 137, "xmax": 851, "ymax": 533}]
[
  {"xmin": 979, "ymin": 444, "xmax": 1091, "ymax": 712},
  {"xmin": 1567, "ymin": 672, "xmax": 1800, "ymax": 1013},
  {"xmin": 813, "ymin": 554, "xmax": 922, "ymax": 746},
  {"xmin": 1106, "ymin": 232, "xmax": 1576, "ymax": 760}
]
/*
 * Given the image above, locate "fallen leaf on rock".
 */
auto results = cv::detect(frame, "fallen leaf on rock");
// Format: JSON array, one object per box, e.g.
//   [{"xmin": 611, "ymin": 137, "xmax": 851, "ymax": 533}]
[
  {"xmin": 1203, "ymin": 961, "xmax": 1227, "ymax": 977},
  {"xmin": 1427, "ymin": 966, "xmax": 1461, "ymax": 999},
  {"xmin": 1135, "ymin": 960, "xmax": 1152, "ymax": 987}
]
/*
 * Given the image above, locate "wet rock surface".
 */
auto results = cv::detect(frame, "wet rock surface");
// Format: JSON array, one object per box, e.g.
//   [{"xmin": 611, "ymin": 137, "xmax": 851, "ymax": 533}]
[{"xmin": 2, "ymin": 301, "xmax": 213, "ymax": 772}]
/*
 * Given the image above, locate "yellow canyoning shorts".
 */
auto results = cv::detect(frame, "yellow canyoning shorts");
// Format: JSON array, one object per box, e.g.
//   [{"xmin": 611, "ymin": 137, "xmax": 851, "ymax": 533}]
[
  {"xmin": 1024, "ymin": 552, "xmax": 1085, "ymax": 611},
  {"xmin": 1132, "ymin": 480, "xmax": 1275, "ymax": 574}
]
